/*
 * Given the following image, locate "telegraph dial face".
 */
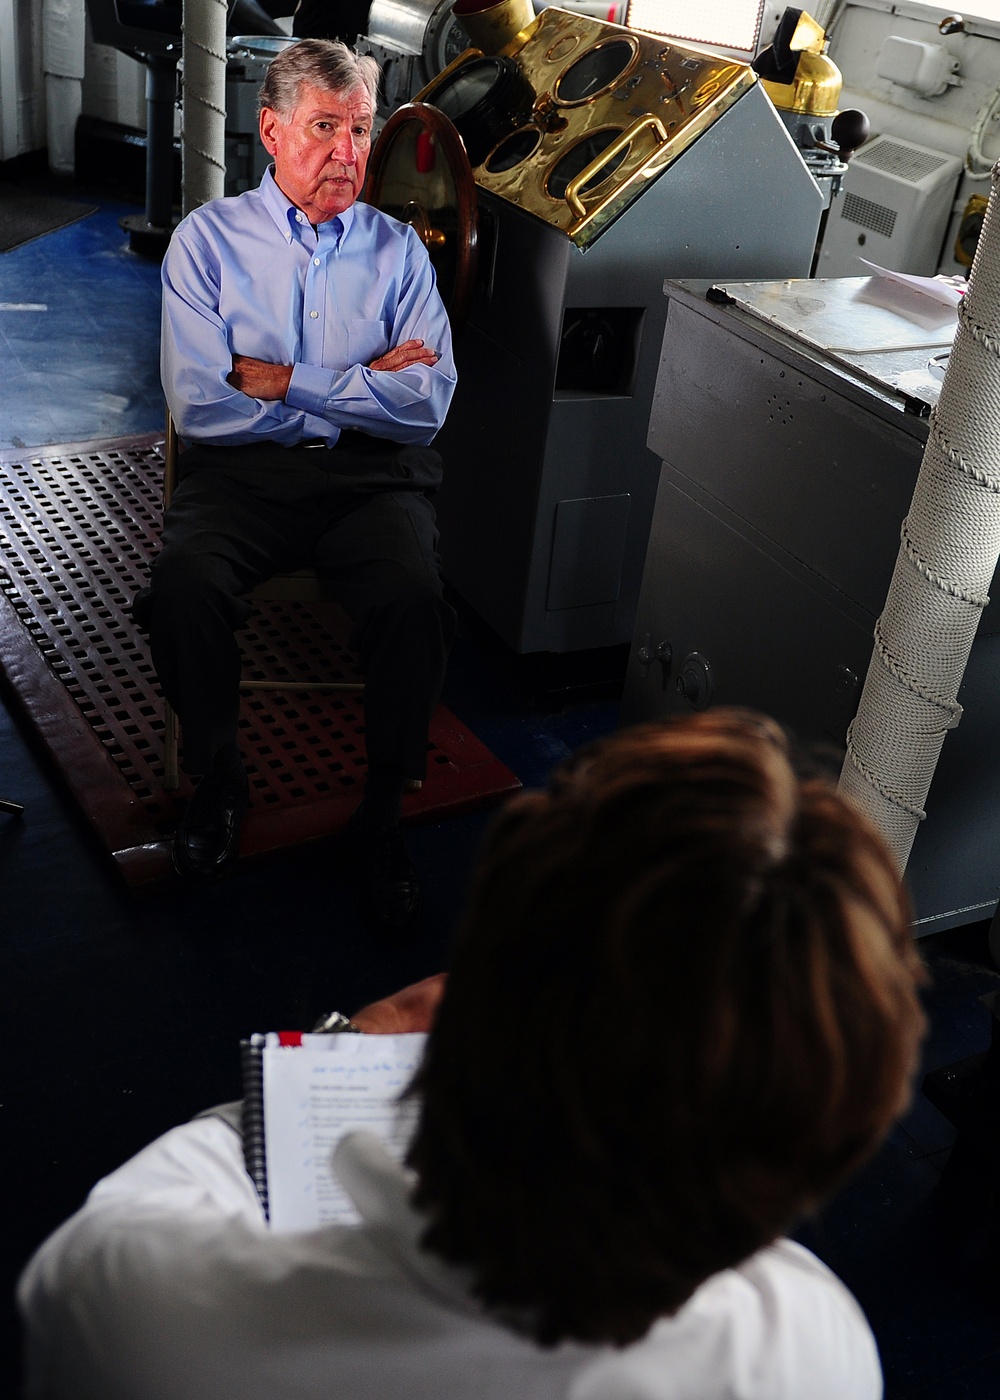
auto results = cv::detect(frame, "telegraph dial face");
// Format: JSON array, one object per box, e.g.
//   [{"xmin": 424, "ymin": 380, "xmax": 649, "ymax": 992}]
[
  {"xmin": 423, "ymin": 0, "xmax": 471, "ymax": 84},
  {"xmin": 442, "ymin": 16, "xmax": 471, "ymax": 66}
]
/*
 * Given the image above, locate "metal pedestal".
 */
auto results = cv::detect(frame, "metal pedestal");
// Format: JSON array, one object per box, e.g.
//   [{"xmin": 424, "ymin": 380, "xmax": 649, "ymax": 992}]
[
  {"xmin": 435, "ymin": 82, "xmax": 823, "ymax": 656},
  {"xmin": 121, "ymin": 51, "xmax": 178, "ymax": 258}
]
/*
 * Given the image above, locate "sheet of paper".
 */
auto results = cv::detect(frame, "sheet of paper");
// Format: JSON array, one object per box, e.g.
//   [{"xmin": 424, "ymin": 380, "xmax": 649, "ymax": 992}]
[
  {"xmin": 262, "ymin": 1032, "xmax": 426, "ymax": 1233},
  {"xmin": 858, "ymin": 259, "xmax": 965, "ymax": 308}
]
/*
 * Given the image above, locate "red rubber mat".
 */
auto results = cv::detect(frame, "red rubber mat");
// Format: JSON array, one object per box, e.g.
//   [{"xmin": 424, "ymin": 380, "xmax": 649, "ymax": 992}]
[{"xmin": 0, "ymin": 433, "xmax": 520, "ymax": 886}]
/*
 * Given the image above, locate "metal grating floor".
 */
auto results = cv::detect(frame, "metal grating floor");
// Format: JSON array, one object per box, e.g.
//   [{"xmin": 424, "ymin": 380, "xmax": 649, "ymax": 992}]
[{"xmin": 0, "ymin": 433, "xmax": 519, "ymax": 884}]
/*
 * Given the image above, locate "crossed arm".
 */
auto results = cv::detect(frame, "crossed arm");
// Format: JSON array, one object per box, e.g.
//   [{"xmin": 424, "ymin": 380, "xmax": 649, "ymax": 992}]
[{"xmin": 227, "ymin": 340, "xmax": 440, "ymax": 402}]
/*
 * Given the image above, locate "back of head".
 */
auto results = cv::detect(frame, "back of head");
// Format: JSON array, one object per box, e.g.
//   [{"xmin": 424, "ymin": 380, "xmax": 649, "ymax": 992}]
[
  {"xmin": 257, "ymin": 38, "xmax": 380, "ymax": 116},
  {"xmin": 408, "ymin": 709, "xmax": 926, "ymax": 1347}
]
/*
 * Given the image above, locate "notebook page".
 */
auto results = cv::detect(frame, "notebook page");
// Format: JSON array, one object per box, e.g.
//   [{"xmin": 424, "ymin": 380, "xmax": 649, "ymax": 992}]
[{"xmin": 262, "ymin": 1032, "xmax": 426, "ymax": 1232}]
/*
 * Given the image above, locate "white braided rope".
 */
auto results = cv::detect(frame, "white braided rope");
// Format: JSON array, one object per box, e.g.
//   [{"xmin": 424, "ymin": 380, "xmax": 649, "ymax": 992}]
[
  {"xmin": 842, "ymin": 722, "xmax": 927, "ymax": 821},
  {"xmin": 182, "ymin": 141, "xmax": 225, "ymax": 168},
  {"xmin": 184, "ymin": 33, "xmax": 227, "ymax": 68},
  {"xmin": 931, "ymin": 422, "xmax": 1000, "ymax": 494},
  {"xmin": 899, "ymin": 517, "xmax": 990, "ymax": 609},
  {"xmin": 871, "ymin": 613, "xmax": 963, "ymax": 722},
  {"xmin": 959, "ymin": 297, "xmax": 1000, "ymax": 358},
  {"xmin": 181, "ymin": 0, "xmax": 228, "ymax": 215},
  {"xmin": 840, "ymin": 157, "xmax": 1000, "ymax": 870}
]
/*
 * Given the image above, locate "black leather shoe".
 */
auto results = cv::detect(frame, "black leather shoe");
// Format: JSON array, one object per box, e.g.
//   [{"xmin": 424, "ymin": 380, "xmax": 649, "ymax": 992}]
[
  {"xmin": 173, "ymin": 771, "xmax": 249, "ymax": 879},
  {"xmin": 349, "ymin": 817, "xmax": 422, "ymax": 937}
]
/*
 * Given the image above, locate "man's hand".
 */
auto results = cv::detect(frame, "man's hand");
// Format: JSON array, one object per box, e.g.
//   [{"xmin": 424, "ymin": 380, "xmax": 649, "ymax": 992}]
[
  {"xmin": 227, "ymin": 355, "xmax": 293, "ymax": 401},
  {"xmin": 369, "ymin": 340, "xmax": 439, "ymax": 373},
  {"xmin": 350, "ymin": 973, "xmax": 447, "ymax": 1034}
]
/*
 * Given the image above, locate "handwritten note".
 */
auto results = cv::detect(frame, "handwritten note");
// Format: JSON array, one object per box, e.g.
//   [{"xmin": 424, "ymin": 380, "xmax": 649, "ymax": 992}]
[{"xmin": 262, "ymin": 1032, "xmax": 426, "ymax": 1233}]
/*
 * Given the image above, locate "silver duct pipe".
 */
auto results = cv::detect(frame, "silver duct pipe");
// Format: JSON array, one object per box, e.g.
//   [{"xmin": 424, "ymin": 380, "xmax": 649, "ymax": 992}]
[
  {"xmin": 839, "ymin": 159, "xmax": 1000, "ymax": 872},
  {"xmin": 182, "ymin": 0, "xmax": 228, "ymax": 215}
]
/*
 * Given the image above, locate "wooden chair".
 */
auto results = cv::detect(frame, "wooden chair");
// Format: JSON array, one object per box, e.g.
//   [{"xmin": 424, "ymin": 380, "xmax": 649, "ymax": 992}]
[{"xmin": 161, "ymin": 414, "xmax": 364, "ymax": 790}]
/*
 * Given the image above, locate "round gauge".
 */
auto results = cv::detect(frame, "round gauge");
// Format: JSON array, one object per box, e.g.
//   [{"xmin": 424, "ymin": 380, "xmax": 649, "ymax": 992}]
[
  {"xmin": 547, "ymin": 128, "xmax": 627, "ymax": 203},
  {"xmin": 554, "ymin": 38, "xmax": 638, "ymax": 105},
  {"xmin": 422, "ymin": 0, "xmax": 472, "ymax": 83},
  {"xmin": 414, "ymin": 0, "xmax": 473, "ymax": 80},
  {"xmin": 423, "ymin": 55, "xmax": 533, "ymax": 167},
  {"xmin": 433, "ymin": 59, "xmax": 506, "ymax": 120},
  {"xmin": 441, "ymin": 17, "xmax": 471, "ymax": 67},
  {"xmin": 484, "ymin": 126, "xmax": 542, "ymax": 173}
]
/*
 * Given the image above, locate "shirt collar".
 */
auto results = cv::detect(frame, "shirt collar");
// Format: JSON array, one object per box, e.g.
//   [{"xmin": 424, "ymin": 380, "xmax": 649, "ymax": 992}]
[
  {"xmin": 333, "ymin": 1131, "xmax": 481, "ymax": 1312},
  {"xmin": 258, "ymin": 166, "xmax": 356, "ymax": 246},
  {"xmin": 333, "ymin": 1130, "xmax": 426, "ymax": 1245},
  {"xmin": 334, "ymin": 1132, "xmax": 598, "ymax": 1352}
]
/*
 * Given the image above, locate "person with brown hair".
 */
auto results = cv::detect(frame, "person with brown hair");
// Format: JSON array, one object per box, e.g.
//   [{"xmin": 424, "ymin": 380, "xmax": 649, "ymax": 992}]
[
  {"xmin": 19, "ymin": 710, "xmax": 926, "ymax": 1398},
  {"xmin": 408, "ymin": 708, "xmax": 926, "ymax": 1353}
]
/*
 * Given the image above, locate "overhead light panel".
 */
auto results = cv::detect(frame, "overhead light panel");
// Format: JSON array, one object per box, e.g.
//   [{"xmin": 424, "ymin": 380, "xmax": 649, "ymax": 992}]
[{"xmin": 625, "ymin": 0, "xmax": 766, "ymax": 55}]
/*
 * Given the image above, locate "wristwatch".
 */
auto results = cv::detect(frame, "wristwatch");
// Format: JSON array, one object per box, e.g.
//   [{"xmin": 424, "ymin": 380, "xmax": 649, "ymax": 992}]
[{"xmin": 311, "ymin": 1010, "xmax": 362, "ymax": 1034}]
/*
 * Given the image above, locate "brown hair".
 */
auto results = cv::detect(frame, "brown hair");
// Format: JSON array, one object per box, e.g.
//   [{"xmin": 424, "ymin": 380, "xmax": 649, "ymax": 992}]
[
  {"xmin": 407, "ymin": 709, "xmax": 926, "ymax": 1347},
  {"xmin": 258, "ymin": 39, "xmax": 380, "ymax": 116}
]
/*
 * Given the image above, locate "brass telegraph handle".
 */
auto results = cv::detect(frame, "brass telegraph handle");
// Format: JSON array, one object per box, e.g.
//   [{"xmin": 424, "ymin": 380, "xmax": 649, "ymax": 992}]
[{"xmin": 563, "ymin": 113, "xmax": 669, "ymax": 218}]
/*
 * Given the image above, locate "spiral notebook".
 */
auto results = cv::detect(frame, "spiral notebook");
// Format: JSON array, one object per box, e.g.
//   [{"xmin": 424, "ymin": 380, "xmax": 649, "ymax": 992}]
[{"xmin": 240, "ymin": 1031, "xmax": 427, "ymax": 1232}]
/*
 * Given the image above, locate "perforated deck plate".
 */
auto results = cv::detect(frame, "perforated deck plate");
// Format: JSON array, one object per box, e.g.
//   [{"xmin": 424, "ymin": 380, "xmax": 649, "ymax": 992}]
[{"xmin": 0, "ymin": 433, "xmax": 520, "ymax": 886}]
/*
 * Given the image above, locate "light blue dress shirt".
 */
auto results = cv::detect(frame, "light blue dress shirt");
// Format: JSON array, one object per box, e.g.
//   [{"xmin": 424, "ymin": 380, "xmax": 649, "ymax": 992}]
[{"xmin": 160, "ymin": 167, "xmax": 457, "ymax": 448}]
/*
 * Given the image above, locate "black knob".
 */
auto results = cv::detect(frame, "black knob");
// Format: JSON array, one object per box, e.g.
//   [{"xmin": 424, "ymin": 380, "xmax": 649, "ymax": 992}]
[
  {"xmin": 674, "ymin": 652, "xmax": 714, "ymax": 711},
  {"xmin": 831, "ymin": 109, "xmax": 870, "ymax": 161}
]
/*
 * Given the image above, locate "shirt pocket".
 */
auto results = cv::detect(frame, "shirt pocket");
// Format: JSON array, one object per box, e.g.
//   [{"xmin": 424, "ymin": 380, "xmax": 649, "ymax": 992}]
[{"xmin": 348, "ymin": 319, "xmax": 389, "ymax": 367}]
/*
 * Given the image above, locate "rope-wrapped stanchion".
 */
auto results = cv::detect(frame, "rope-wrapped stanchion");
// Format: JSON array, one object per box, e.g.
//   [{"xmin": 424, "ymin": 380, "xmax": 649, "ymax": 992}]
[
  {"xmin": 839, "ymin": 158, "xmax": 1000, "ymax": 872},
  {"xmin": 182, "ymin": 0, "xmax": 228, "ymax": 215}
]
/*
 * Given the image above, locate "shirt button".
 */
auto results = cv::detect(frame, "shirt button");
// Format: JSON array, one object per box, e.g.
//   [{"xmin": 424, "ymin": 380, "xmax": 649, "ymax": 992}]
[
  {"xmin": 310, "ymin": 310, "xmax": 318, "ymax": 318},
  {"xmin": 296, "ymin": 213, "xmax": 304, "ymax": 223},
  {"xmin": 313, "ymin": 258, "xmax": 321, "ymax": 266}
]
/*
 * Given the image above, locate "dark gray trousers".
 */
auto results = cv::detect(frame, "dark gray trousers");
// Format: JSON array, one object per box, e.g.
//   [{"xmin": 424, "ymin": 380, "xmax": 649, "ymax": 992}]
[{"xmin": 141, "ymin": 433, "xmax": 455, "ymax": 780}]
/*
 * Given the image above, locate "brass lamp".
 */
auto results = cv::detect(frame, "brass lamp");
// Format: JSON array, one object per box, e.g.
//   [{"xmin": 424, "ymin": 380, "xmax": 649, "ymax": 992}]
[{"xmin": 756, "ymin": 9, "xmax": 843, "ymax": 118}]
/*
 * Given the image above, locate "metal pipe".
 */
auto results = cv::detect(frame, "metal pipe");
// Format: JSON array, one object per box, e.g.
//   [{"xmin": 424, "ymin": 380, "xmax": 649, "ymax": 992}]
[{"xmin": 145, "ymin": 54, "xmax": 178, "ymax": 230}]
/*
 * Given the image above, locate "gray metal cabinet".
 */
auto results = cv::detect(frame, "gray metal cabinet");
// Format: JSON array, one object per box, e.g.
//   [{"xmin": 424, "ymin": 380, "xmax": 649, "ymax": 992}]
[{"xmin": 625, "ymin": 278, "xmax": 1000, "ymax": 934}]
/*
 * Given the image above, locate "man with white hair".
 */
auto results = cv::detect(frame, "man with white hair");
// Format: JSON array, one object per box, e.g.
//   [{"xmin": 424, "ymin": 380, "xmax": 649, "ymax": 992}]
[{"xmin": 140, "ymin": 40, "xmax": 457, "ymax": 933}]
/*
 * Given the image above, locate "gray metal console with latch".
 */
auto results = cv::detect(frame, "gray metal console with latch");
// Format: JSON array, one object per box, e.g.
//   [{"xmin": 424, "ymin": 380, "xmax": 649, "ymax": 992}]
[{"xmin": 623, "ymin": 276, "xmax": 1000, "ymax": 936}]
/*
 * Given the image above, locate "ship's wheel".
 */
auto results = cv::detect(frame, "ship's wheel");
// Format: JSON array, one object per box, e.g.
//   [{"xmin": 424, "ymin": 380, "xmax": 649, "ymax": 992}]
[{"xmin": 363, "ymin": 102, "xmax": 479, "ymax": 338}]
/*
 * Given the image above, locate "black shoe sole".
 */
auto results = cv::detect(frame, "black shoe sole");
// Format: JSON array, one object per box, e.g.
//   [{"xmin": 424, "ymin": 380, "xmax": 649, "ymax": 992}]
[
  {"xmin": 359, "ymin": 884, "xmax": 423, "ymax": 939},
  {"xmin": 171, "ymin": 798, "xmax": 247, "ymax": 881},
  {"xmin": 171, "ymin": 837, "xmax": 243, "ymax": 881}
]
